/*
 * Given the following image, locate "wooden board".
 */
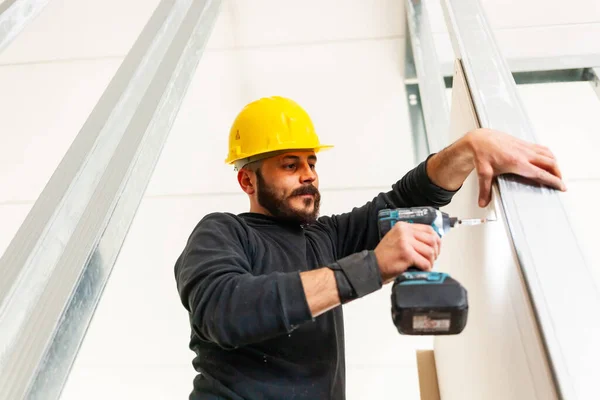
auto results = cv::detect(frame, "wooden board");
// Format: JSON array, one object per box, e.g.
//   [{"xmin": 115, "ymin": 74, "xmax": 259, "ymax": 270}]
[{"xmin": 416, "ymin": 350, "xmax": 441, "ymax": 400}]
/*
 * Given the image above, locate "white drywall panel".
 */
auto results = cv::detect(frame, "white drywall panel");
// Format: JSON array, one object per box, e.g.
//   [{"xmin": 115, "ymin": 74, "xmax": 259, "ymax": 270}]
[
  {"xmin": 434, "ymin": 23, "xmax": 600, "ymax": 73},
  {"xmin": 517, "ymin": 81, "xmax": 600, "ymax": 180},
  {"xmin": 144, "ymin": 38, "xmax": 413, "ymax": 196},
  {"xmin": 343, "ymin": 284, "xmax": 433, "ymax": 368},
  {"xmin": 61, "ymin": 365, "xmax": 196, "ymax": 400},
  {"xmin": 0, "ymin": 203, "xmax": 33, "ymax": 259},
  {"xmin": 427, "ymin": 0, "xmax": 600, "ymax": 33},
  {"xmin": 561, "ymin": 180, "xmax": 600, "ymax": 289},
  {"xmin": 0, "ymin": 0, "xmax": 403, "ymax": 64},
  {"xmin": 433, "ymin": 62, "xmax": 558, "ymax": 400},
  {"xmin": 346, "ymin": 365, "xmax": 421, "ymax": 400},
  {"xmin": 425, "ymin": 0, "xmax": 600, "ymax": 72},
  {"xmin": 0, "ymin": 0, "xmax": 162, "ymax": 64},
  {"xmin": 64, "ymin": 185, "xmax": 429, "ymax": 399},
  {"xmin": 228, "ymin": 0, "xmax": 404, "ymax": 47},
  {"xmin": 62, "ymin": 363, "xmax": 422, "ymax": 400},
  {"xmin": 480, "ymin": 0, "xmax": 600, "ymax": 28},
  {"xmin": 0, "ymin": 58, "xmax": 121, "ymax": 203}
]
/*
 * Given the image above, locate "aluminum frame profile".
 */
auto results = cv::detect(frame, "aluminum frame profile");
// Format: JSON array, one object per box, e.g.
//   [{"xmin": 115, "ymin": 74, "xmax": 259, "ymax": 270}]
[
  {"xmin": 441, "ymin": 0, "xmax": 600, "ymax": 398},
  {"xmin": 0, "ymin": 0, "xmax": 221, "ymax": 398},
  {"xmin": 404, "ymin": 23, "xmax": 429, "ymax": 164},
  {"xmin": 404, "ymin": 0, "xmax": 450, "ymax": 156},
  {"xmin": 586, "ymin": 67, "xmax": 600, "ymax": 101},
  {"xmin": 445, "ymin": 68, "xmax": 596, "ymax": 89},
  {"xmin": 439, "ymin": 54, "xmax": 600, "ymax": 77},
  {"xmin": 0, "ymin": 0, "xmax": 51, "ymax": 53}
]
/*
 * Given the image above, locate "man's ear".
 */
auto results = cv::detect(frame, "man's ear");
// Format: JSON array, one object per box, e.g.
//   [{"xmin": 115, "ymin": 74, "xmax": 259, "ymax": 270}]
[{"xmin": 237, "ymin": 169, "xmax": 255, "ymax": 195}]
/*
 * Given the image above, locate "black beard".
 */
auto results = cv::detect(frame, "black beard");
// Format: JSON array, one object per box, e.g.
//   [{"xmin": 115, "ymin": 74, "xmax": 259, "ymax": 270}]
[{"xmin": 256, "ymin": 169, "xmax": 321, "ymax": 226}]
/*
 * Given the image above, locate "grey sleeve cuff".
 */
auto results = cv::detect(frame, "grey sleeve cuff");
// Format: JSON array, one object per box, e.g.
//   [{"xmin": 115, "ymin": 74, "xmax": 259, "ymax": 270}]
[{"xmin": 329, "ymin": 250, "xmax": 382, "ymax": 303}]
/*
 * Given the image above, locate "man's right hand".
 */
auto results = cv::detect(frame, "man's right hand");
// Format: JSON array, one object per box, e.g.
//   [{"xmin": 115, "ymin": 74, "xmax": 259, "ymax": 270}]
[{"xmin": 374, "ymin": 222, "xmax": 441, "ymax": 284}]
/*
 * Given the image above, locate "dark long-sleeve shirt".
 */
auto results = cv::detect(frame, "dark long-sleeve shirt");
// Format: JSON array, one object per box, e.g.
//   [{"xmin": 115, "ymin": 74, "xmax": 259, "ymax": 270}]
[{"xmin": 174, "ymin": 157, "xmax": 457, "ymax": 400}]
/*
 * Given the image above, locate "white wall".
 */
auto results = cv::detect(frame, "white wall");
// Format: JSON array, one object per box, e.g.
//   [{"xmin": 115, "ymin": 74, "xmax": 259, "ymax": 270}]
[
  {"xmin": 426, "ymin": 0, "xmax": 600, "ymax": 71},
  {"xmin": 0, "ymin": 1, "xmax": 427, "ymax": 399},
  {"xmin": 57, "ymin": 0, "xmax": 427, "ymax": 396},
  {"xmin": 1, "ymin": 1, "xmax": 600, "ymax": 399}
]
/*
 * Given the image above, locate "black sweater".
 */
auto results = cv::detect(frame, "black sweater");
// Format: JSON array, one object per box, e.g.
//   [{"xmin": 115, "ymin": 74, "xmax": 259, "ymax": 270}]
[{"xmin": 174, "ymin": 157, "xmax": 457, "ymax": 400}]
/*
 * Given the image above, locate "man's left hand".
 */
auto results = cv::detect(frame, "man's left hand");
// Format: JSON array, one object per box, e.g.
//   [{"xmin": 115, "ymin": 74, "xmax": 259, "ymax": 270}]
[{"xmin": 467, "ymin": 128, "xmax": 567, "ymax": 207}]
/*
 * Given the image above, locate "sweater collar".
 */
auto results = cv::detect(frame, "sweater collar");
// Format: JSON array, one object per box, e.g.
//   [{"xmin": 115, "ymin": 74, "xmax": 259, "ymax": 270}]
[{"xmin": 238, "ymin": 212, "xmax": 306, "ymax": 232}]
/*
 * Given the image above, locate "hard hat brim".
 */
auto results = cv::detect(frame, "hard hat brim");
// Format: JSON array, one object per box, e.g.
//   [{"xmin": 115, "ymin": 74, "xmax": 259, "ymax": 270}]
[{"xmin": 225, "ymin": 144, "xmax": 334, "ymax": 165}]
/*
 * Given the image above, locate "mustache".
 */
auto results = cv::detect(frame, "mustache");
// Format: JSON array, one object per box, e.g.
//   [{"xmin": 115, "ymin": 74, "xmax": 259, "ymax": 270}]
[{"xmin": 291, "ymin": 185, "xmax": 319, "ymax": 197}]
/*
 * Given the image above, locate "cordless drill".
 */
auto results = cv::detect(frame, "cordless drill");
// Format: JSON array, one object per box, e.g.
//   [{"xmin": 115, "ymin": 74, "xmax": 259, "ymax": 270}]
[{"xmin": 378, "ymin": 206, "xmax": 473, "ymax": 336}]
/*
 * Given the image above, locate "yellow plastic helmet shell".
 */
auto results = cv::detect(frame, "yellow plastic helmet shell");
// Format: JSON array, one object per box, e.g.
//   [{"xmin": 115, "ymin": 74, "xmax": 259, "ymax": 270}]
[{"xmin": 225, "ymin": 96, "xmax": 333, "ymax": 168}]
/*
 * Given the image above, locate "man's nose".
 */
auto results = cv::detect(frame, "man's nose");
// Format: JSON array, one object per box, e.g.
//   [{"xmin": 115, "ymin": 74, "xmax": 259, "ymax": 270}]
[{"xmin": 299, "ymin": 164, "xmax": 316, "ymax": 183}]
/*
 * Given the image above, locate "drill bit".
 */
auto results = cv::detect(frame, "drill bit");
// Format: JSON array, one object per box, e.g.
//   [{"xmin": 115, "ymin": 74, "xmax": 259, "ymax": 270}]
[
  {"xmin": 448, "ymin": 214, "xmax": 497, "ymax": 229},
  {"xmin": 458, "ymin": 217, "xmax": 494, "ymax": 226}
]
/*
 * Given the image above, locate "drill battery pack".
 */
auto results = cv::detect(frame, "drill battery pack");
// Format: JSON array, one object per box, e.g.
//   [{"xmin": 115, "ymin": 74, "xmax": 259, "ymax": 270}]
[{"xmin": 391, "ymin": 270, "xmax": 468, "ymax": 335}]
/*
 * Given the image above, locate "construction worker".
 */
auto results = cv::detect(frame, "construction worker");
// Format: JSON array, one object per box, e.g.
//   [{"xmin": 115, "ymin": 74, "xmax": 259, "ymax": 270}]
[{"xmin": 174, "ymin": 96, "xmax": 565, "ymax": 400}]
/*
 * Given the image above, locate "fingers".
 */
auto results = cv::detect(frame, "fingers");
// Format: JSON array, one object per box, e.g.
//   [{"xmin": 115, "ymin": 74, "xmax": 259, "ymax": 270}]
[
  {"xmin": 414, "ymin": 229, "xmax": 441, "ymax": 258},
  {"xmin": 531, "ymin": 166, "xmax": 567, "ymax": 192},
  {"xmin": 411, "ymin": 238, "xmax": 437, "ymax": 268},
  {"xmin": 409, "ymin": 245, "xmax": 434, "ymax": 271},
  {"xmin": 532, "ymin": 144, "xmax": 555, "ymax": 159},
  {"xmin": 519, "ymin": 162, "xmax": 565, "ymax": 191},
  {"xmin": 531, "ymin": 153, "xmax": 563, "ymax": 179},
  {"xmin": 472, "ymin": 131, "xmax": 566, "ymax": 200},
  {"xmin": 411, "ymin": 223, "xmax": 436, "ymax": 233},
  {"xmin": 477, "ymin": 167, "xmax": 493, "ymax": 207}
]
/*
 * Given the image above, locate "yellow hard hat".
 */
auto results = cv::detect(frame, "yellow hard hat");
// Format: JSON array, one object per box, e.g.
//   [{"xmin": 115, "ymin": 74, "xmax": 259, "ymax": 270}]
[{"xmin": 225, "ymin": 96, "xmax": 333, "ymax": 169}]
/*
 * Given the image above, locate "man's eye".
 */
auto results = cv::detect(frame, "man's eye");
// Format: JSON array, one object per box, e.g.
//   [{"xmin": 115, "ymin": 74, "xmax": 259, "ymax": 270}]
[
  {"xmin": 309, "ymin": 164, "xmax": 316, "ymax": 170},
  {"xmin": 284, "ymin": 164, "xmax": 295, "ymax": 170}
]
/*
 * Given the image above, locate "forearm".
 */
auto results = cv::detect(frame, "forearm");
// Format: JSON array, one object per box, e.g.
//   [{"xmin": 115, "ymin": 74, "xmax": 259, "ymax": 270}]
[
  {"xmin": 189, "ymin": 263, "xmax": 377, "ymax": 349},
  {"xmin": 182, "ymin": 248, "xmax": 384, "ymax": 350},
  {"xmin": 426, "ymin": 133, "xmax": 475, "ymax": 191},
  {"xmin": 300, "ymin": 268, "xmax": 340, "ymax": 318},
  {"xmin": 302, "ymin": 250, "xmax": 383, "ymax": 317}
]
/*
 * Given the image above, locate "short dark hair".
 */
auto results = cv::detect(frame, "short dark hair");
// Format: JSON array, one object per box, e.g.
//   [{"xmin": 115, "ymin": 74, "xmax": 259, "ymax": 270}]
[{"xmin": 242, "ymin": 159, "xmax": 263, "ymax": 173}]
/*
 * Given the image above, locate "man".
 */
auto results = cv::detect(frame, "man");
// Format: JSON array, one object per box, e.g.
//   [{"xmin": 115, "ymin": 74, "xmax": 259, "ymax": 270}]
[{"xmin": 174, "ymin": 96, "xmax": 565, "ymax": 400}]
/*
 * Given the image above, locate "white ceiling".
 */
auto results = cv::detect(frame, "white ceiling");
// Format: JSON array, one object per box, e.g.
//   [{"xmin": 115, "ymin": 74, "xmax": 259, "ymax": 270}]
[{"xmin": 2, "ymin": 0, "xmax": 599, "ymax": 66}]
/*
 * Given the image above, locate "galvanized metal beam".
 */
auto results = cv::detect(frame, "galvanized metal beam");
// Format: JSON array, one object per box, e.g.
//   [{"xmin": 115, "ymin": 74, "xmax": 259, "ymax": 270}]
[
  {"xmin": 404, "ymin": 0, "xmax": 450, "ymax": 155},
  {"xmin": 585, "ymin": 67, "xmax": 600, "ymax": 101},
  {"xmin": 0, "ymin": 0, "xmax": 221, "ymax": 398},
  {"xmin": 445, "ymin": 68, "xmax": 594, "ymax": 88},
  {"xmin": 404, "ymin": 20, "xmax": 429, "ymax": 164},
  {"xmin": 441, "ymin": 0, "xmax": 600, "ymax": 398},
  {"xmin": 440, "ymin": 54, "xmax": 600, "ymax": 77},
  {"xmin": 0, "ymin": 0, "xmax": 51, "ymax": 53}
]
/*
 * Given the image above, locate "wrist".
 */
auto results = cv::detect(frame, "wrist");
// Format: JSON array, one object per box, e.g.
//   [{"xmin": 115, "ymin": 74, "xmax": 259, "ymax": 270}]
[
  {"xmin": 426, "ymin": 133, "xmax": 476, "ymax": 191},
  {"xmin": 462, "ymin": 129, "xmax": 479, "ymax": 162},
  {"xmin": 329, "ymin": 250, "xmax": 382, "ymax": 304},
  {"xmin": 373, "ymin": 248, "xmax": 391, "ymax": 283}
]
